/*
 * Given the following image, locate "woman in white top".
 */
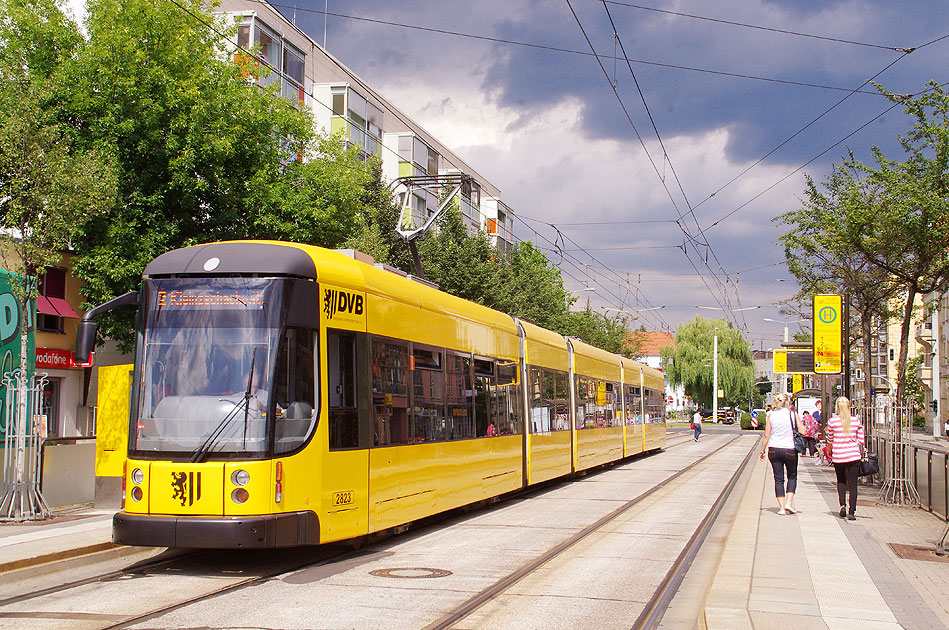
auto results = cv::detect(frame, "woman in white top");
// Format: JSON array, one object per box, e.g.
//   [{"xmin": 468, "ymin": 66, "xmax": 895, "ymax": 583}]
[{"xmin": 759, "ymin": 393, "xmax": 807, "ymax": 514}]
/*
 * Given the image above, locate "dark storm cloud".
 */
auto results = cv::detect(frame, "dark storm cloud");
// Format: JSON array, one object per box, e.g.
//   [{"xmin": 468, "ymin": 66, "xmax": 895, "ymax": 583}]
[
  {"xmin": 281, "ymin": 0, "xmax": 949, "ymax": 168},
  {"xmin": 481, "ymin": 0, "xmax": 949, "ymax": 165}
]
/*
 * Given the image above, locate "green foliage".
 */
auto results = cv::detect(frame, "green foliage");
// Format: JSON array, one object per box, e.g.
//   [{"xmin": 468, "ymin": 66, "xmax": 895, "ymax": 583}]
[
  {"xmin": 0, "ymin": 0, "xmax": 116, "ymax": 371},
  {"xmin": 740, "ymin": 412, "xmax": 764, "ymax": 430},
  {"xmin": 904, "ymin": 349, "xmax": 925, "ymax": 415},
  {"xmin": 780, "ymin": 82, "xmax": 949, "ymax": 404},
  {"xmin": 661, "ymin": 317, "xmax": 753, "ymax": 409},
  {"xmin": 560, "ymin": 302, "xmax": 636, "ymax": 356}
]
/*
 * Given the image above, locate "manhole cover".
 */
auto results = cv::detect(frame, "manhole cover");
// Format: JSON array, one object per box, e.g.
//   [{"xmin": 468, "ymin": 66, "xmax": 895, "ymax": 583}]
[
  {"xmin": 369, "ymin": 567, "xmax": 453, "ymax": 579},
  {"xmin": 888, "ymin": 543, "xmax": 949, "ymax": 563}
]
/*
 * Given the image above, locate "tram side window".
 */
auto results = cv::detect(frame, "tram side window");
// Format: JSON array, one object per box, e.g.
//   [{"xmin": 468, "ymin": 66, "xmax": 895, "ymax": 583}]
[
  {"xmin": 328, "ymin": 330, "xmax": 359, "ymax": 450},
  {"xmin": 646, "ymin": 387, "xmax": 665, "ymax": 423},
  {"xmin": 529, "ymin": 367, "xmax": 569, "ymax": 433},
  {"xmin": 474, "ymin": 358, "xmax": 497, "ymax": 437},
  {"xmin": 552, "ymin": 370, "xmax": 570, "ymax": 431},
  {"xmin": 626, "ymin": 385, "xmax": 642, "ymax": 425},
  {"xmin": 273, "ymin": 327, "xmax": 316, "ymax": 454},
  {"xmin": 606, "ymin": 382, "xmax": 620, "ymax": 427},
  {"xmin": 446, "ymin": 354, "xmax": 473, "ymax": 440},
  {"xmin": 412, "ymin": 346, "xmax": 446, "ymax": 443},
  {"xmin": 575, "ymin": 376, "xmax": 594, "ymax": 429},
  {"xmin": 371, "ymin": 339, "xmax": 410, "ymax": 446},
  {"xmin": 529, "ymin": 367, "xmax": 550, "ymax": 433},
  {"xmin": 497, "ymin": 362, "xmax": 522, "ymax": 435}
]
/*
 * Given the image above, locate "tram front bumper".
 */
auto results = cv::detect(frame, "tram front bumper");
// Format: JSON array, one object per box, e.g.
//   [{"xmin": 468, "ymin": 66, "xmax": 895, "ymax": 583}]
[{"xmin": 113, "ymin": 511, "xmax": 320, "ymax": 548}]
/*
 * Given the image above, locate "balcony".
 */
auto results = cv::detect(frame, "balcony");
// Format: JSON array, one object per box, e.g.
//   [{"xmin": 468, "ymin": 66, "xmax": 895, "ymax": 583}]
[
  {"xmin": 916, "ymin": 364, "xmax": 933, "ymax": 393},
  {"xmin": 916, "ymin": 321, "xmax": 934, "ymax": 352}
]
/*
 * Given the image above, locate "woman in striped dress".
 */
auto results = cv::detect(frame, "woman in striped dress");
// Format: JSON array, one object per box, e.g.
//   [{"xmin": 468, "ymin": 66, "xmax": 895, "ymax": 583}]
[{"xmin": 826, "ymin": 396, "xmax": 865, "ymax": 520}]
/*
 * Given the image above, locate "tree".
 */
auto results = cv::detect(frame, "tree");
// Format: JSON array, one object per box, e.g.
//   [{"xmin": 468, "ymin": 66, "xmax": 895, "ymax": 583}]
[
  {"xmin": 661, "ymin": 317, "xmax": 753, "ymax": 410},
  {"xmin": 778, "ymin": 160, "xmax": 899, "ymax": 411},
  {"xmin": 561, "ymin": 302, "xmax": 636, "ymax": 356},
  {"xmin": 493, "ymin": 241, "xmax": 574, "ymax": 333},
  {"xmin": 0, "ymin": 0, "xmax": 116, "ymax": 519},
  {"xmin": 837, "ymin": 83, "xmax": 949, "ymax": 404},
  {"xmin": 0, "ymin": 0, "xmax": 116, "ymax": 387}
]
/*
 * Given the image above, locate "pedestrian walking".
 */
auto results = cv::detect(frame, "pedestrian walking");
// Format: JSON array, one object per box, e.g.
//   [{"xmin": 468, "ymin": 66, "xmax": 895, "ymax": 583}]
[
  {"xmin": 826, "ymin": 396, "xmax": 865, "ymax": 521},
  {"xmin": 692, "ymin": 409, "xmax": 703, "ymax": 441},
  {"xmin": 802, "ymin": 410, "xmax": 819, "ymax": 457},
  {"xmin": 759, "ymin": 393, "xmax": 807, "ymax": 515},
  {"xmin": 944, "ymin": 417, "xmax": 949, "ymax": 442}
]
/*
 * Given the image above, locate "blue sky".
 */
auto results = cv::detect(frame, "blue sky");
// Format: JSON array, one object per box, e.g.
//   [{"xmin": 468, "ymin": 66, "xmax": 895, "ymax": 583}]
[{"xmin": 69, "ymin": 0, "xmax": 949, "ymax": 346}]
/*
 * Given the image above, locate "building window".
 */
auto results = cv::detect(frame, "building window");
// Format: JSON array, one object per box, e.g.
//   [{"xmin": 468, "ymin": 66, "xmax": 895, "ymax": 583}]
[
  {"xmin": 426, "ymin": 146, "xmax": 438, "ymax": 176},
  {"xmin": 281, "ymin": 43, "xmax": 304, "ymax": 103},
  {"xmin": 38, "ymin": 267, "xmax": 67, "ymax": 333}
]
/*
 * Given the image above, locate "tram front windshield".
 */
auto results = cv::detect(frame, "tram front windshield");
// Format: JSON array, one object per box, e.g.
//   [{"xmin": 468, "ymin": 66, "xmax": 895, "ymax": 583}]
[{"xmin": 134, "ymin": 277, "xmax": 286, "ymax": 457}]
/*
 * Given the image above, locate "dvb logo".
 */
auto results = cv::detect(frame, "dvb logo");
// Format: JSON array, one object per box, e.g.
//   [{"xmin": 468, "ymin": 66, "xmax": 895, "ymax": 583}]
[{"xmin": 323, "ymin": 288, "xmax": 363, "ymax": 320}]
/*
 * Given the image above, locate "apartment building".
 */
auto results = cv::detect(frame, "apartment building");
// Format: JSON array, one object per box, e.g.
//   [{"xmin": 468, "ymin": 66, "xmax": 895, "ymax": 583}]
[{"xmin": 216, "ymin": 0, "xmax": 516, "ymax": 253}]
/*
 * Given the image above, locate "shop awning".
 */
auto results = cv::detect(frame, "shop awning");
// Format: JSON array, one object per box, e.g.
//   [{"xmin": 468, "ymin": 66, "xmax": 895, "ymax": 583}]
[{"xmin": 37, "ymin": 296, "xmax": 80, "ymax": 319}]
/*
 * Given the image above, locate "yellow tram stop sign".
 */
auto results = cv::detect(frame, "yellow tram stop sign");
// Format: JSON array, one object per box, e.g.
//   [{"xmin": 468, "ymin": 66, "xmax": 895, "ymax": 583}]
[{"xmin": 813, "ymin": 294, "xmax": 842, "ymax": 374}]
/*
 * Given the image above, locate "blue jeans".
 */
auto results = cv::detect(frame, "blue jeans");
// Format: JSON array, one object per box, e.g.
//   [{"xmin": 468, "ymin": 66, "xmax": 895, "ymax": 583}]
[
  {"xmin": 694, "ymin": 424, "xmax": 702, "ymax": 440},
  {"xmin": 768, "ymin": 447, "xmax": 798, "ymax": 497}
]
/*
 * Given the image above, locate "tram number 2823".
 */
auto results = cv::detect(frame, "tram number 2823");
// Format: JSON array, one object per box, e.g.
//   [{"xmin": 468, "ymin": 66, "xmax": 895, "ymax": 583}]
[{"xmin": 333, "ymin": 491, "xmax": 355, "ymax": 507}]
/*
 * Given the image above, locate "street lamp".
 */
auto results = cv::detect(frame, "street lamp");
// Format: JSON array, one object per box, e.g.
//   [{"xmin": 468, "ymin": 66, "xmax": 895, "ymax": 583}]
[
  {"xmin": 604, "ymin": 306, "xmax": 666, "ymax": 315},
  {"xmin": 695, "ymin": 305, "xmax": 762, "ymax": 311},
  {"xmin": 763, "ymin": 317, "xmax": 804, "ymax": 343}
]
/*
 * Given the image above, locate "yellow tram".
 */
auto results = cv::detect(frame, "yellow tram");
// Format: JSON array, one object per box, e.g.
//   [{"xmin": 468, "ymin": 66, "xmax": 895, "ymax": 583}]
[{"xmin": 78, "ymin": 242, "xmax": 666, "ymax": 548}]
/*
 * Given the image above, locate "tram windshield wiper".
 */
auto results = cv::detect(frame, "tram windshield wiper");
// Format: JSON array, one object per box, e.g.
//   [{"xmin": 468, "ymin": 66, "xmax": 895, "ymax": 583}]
[
  {"xmin": 190, "ymin": 397, "xmax": 248, "ymax": 463},
  {"xmin": 191, "ymin": 348, "xmax": 259, "ymax": 463}
]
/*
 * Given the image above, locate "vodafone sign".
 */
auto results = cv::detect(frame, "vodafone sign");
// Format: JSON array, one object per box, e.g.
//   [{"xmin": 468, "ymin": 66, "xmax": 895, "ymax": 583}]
[{"xmin": 35, "ymin": 347, "xmax": 93, "ymax": 370}]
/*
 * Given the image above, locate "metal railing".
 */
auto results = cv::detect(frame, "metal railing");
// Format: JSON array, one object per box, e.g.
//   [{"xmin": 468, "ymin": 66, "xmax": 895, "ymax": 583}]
[
  {"xmin": 0, "ymin": 371, "xmax": 51, "ymax": 521},
  {"xmin": 856, "ymin": 398, "xmax": 920, "ymax": 506}
]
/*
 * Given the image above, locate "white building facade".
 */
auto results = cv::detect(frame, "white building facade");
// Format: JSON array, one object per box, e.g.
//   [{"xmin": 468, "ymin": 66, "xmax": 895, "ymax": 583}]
[{"xmin": 216, "ymin": 1, "xmax": 516, "ymax": 253}]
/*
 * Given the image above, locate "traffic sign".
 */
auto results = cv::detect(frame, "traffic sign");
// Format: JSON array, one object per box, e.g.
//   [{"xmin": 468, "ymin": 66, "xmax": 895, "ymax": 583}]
[{"xmin": 813, "ymin": 294, "xmax": 842, "ymax": 373}]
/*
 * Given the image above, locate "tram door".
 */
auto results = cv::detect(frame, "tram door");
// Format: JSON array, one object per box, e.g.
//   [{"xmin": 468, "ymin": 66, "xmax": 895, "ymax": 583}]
[{"xmin": 322, "ymin": 329, "xmax": 370, "ymax": 543}]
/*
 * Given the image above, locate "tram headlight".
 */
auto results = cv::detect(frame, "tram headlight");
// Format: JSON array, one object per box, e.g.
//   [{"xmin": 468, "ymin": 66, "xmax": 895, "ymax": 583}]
[
  {"xmin": 131, "ymin": 468, "xmax": 144, "ymax": 485},
  {"xmin": 130, "ymin": 486, "xmax": 143, "ymax": 502},
  {"xmin": 231, "ymin": 469, "xmax": 250, "ymax": 487},
  {"xmin": 231, "ymin": 488, "xmax": 249, "ymax": 504}
]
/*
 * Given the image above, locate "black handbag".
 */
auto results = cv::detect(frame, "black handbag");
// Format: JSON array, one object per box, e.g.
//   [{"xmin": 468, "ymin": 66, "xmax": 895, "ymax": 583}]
[
  {"xmin": 791, "ymin": 411, "xmax": 805, "ymax": 454},
  {"xmin": 858, "ymin": 443, "xmax": 879, "ymax": 476}
]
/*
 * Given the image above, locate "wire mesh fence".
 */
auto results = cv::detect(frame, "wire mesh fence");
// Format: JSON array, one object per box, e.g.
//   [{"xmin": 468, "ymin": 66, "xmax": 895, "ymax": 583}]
[
  {"xmin": 855, "ymin": 396, "xmax": 920, "ymax": 506},
  {"xmin": 0, "ymin": 371, "xmax": 51, "ymax": 521}
]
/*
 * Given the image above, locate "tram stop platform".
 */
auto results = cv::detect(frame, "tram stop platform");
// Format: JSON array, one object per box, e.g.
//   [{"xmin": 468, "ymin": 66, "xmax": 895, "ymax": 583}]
[
  {"xmin": 702, "ymin": 440, "xmax": 949, "ymax": 630},
  {"xmin": 0, "ymin": 506, "xmax": 124, "ymax": 575}
]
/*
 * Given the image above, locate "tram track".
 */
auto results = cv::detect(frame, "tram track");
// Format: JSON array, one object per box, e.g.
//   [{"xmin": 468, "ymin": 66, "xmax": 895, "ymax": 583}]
[
  {"xmin": 424, "ymin": 434, "xmax": 759, "ymax": 630},
  {"xmin": 97, "ymin": 437, "xmax": 703, "ymax": 629},
  {"xmin": 0, "ymin": 431, "xmax": 738, "ymax": 630},
  {"xmin": 0, "ymin": 544, "xmax": 356, "ymax": 629}
]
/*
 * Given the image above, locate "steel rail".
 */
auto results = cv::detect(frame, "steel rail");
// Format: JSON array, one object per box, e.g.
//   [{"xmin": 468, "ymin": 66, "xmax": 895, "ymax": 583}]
[
  {"xmin": 424, "ymin": 434, "xmax": 748, "ymax": 630},
  {"xmin": 0, "ymin": 549, "xmax": 198, "ymax": 608},
  {"xmin": 632, "ymin": 435, "xmax": 760, "ymax": 629}
]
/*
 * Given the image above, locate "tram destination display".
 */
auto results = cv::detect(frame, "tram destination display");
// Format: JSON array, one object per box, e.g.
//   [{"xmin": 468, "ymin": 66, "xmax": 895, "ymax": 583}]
[{"xmin": 155, "ymin": 288, "xmax": 266, "ymax": 309}]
